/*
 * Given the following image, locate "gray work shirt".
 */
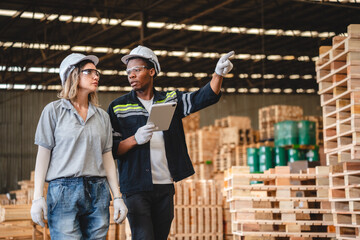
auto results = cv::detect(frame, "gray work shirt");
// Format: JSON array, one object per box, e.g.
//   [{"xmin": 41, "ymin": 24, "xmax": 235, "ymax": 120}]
[{"xmin": 35, "ymin": 99, "xmax": 112, "ymax": 181}]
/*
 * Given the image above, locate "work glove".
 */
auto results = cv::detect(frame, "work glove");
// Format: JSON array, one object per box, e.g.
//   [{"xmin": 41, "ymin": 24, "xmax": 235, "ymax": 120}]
[
  {"xmin": 215, "ymin": 51, "xmax": 235, "ymax": 76},
  {"xmin": 134, "ymin": 123, "xmax": 156, "ymax": 145},
  {"xmin": 31, "ymin": 197, "xmax": 47, "ymax": 227},
  {"xmin": 113, "ymin": 198, "xmax": 128, "ymax": 224}
]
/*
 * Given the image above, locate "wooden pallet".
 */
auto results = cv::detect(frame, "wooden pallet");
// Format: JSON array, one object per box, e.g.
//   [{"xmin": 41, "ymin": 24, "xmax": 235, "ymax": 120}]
[
  {"xmin": 182, "ymin": 112, "xmax": 200, "ymax": 134},
  {"xmin": 220, "ymin": 127, "xmax": 258, "ymax": 146},
  {"xmin": 185, "ymin": 126, "xmax": 220, "ymax": 165},
  {"xmin": 224, "ymin": 166, "xmax": 335, "ymax": 239},
  {"xmin": 214, "ymin": 116, "xmax": 251, "ymax": 129},
  {"xmin": 170, "ymin": 180, "xmax": 223, "ymax": 239}
]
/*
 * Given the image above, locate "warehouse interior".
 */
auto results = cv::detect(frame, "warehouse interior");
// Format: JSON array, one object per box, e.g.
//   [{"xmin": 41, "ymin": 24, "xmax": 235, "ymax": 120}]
[{"xmin": 1, "ymin": 0, "xmax": 360, "ymax": 239}]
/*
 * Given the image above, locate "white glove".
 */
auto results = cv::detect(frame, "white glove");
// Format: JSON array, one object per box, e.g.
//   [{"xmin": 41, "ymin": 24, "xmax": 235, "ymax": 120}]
[
  {"xmin": 31, "ymin": 197, "xmax": 47, "ymax": 227},
  {"xmin": 215, "ymin": 51, "xmax": 235, "ymax": 76},
  {"xmin": 134, "ymin": 123, "xmax": 156, "ymax": 145},
  {"xmin": 113, "ymin": 198, "xmax": 128, "ymax": 224}
]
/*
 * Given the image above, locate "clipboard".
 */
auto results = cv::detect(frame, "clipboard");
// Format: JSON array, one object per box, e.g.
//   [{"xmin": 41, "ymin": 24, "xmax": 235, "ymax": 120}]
[{"xmin": 147, "ymin": 102, "xmax": 177, "ymax": 131}]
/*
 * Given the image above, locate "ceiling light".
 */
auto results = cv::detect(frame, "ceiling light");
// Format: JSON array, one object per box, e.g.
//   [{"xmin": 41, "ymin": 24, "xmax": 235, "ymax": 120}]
[
  {"xmin": 147, "ymin": 22, "xmax": 165, "ymax": 28},
  {"xmin": 238, "ymin": 88, "xmax": 248, "ymax": 93},
  {"xmin": 284, "ymin": 88, "xmax": 293, "ymax": 93},
  {"xmin": 289, "ymin": 75, "xmax": 300, "ymax": 79},
  {"xmin": 267, "ymin": 55, "xmax": 282, "ymax": 60},
  {"xmin": 283, "ymin": 56, "xmax": 295, "ymax": 60},
  {"xmin": 121, "ymin": 20, "xmax": 141, "ymax": 27},
  {"xmin": 239, "ymin": 74, "xmax": 249, "ymax": 78},
  {"xmin": 180, "ymin": 72, "xmax": 193, "ymax": 77},
  {"xmin": 250, "ymin": 88, "xmax": 260, "ymax": 93},
  {"xmin": 0, "ymin": 9, "xmax": 16, "ymax": 17},
  {"xmin": 167, "ymin": 72, "xmax": 180, "ymax": 77},
  {"xmin": 251, "ymin": 74, "xmax": 262, "ymax": 79},
  {"xmin": 272, "ymin": 88, "xmax": 281, "ymax": 93},
  {"xmin": 306, "ymin": 89, "xmax": 315, "ymax": 93},
  {"xmin": 263, "ymin": 74, "xmax": 275, "ymax": 79},
  {"xmin": 303, "ymin": 75, "xmax": 313, "ymax": 79},
  {"xmin": 226, "ymin": 88, "xmax": 236, "ymax": 93},
  {"xmin": 194, "ymin": 73, "xmax": 208, "ymax": 78}
]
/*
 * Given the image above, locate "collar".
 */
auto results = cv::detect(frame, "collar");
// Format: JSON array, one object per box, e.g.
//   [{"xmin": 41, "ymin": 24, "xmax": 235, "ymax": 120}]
[
  {"xmin": 130, "ymin": 88, "xmax": 163, "ymax": 104},
  {"xmin": 60, "ymin": 98, "xmax": 96, "ymax": 118}
]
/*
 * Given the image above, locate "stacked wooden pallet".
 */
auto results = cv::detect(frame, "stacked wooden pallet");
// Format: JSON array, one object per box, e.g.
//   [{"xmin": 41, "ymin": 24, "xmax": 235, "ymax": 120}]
[
  {"xmin": 182, "ymin": 111, "xmax": 200, "ymax": 134},
  {"xmin": 213, "ymin": 116, "xmax": 258, "ymax": 173},
  {"xmin": 214, "ymin": 116, "xmax": 252, "ymax": 129},
  {"xmin": 169, "ymin": 180, "xmax": 223, "ymax": 240},
  {"xmin": 316, "ymin": 24, "xmax": 360, "ymax": 240},
  {"xmin": 330, "ymin": 162, "xmax": 360, "ymax": 239},
  {"xmin": 186, "ymin": 115, "xmax": 258, "ymax": 178},
  {"xmin": 259, "ymin": 105, "xmax": 303, "ymax": 141},
  {"xmin": 224, "ymin": 166, "xmax": 335, "ymax": 240},
  {"xmin": 186, "ymin": 125, "xmax": 220, "ymax": 180}
]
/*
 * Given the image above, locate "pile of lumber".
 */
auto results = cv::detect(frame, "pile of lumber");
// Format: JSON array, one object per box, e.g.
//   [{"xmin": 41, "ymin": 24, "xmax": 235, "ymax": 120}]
[
  {"xmin": 259, "ymin": 105, "xmax": 303, "ymax": 141},
  {"xmin": 169, "ymin": 180, "xmax": 223, "ymax": 240},
  {"xmin": 224, "ymin": 166, "xmax": 335, "ymax": 240},
  {"xmin": 316, "ymin": 24, "xmax": 360, "ymax": 240}
]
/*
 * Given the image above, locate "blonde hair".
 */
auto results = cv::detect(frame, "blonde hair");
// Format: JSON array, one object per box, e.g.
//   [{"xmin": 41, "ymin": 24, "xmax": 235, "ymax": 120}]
[{"xmin": 58, "ymin": 62, "xmax": 99, "ymax": 107}]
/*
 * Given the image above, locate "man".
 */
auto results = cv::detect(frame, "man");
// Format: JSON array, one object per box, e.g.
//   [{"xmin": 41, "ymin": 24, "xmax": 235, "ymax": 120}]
[{"xmin": 107, "ymin": 45, "xmax": 234, "ymax": 240}]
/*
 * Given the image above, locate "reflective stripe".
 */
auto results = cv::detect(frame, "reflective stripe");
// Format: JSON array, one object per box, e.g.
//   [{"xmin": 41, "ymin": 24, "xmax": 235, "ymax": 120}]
[
  {"xmin": 115, "ymin": 111, "xmax": 148, "ymax": 118},
  {"xmin": 113, "ymin": 104, "xmax": 143, "ymax": 113},
  {"xmin": 155, "ymin": 91, "xmax": 177, "ymax": 104},
  {"xmin": 182, "ymin": 92, "xmax": 192, "ymax": 117}
]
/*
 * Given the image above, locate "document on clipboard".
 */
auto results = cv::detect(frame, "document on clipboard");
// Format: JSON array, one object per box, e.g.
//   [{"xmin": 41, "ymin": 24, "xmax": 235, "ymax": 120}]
[{"xmin": 147, "ymin": 102, "xmax": 177, "ymax": 131}]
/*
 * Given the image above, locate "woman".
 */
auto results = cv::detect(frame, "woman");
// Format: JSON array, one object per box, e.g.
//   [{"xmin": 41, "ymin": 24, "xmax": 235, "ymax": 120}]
[{"xmin": 30, "ymin": 53, "xmax": 127, "ymax": 239}]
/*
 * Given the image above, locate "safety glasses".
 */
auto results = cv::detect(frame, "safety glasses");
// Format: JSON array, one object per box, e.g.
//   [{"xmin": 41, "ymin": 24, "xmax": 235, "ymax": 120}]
[
  {"xmin": 126, "ymin": 66, "xmax": 150, "ymax": 75},
  {"xmin": 81, "ymin": 69, "xmax": 101, "ymax": 78}
]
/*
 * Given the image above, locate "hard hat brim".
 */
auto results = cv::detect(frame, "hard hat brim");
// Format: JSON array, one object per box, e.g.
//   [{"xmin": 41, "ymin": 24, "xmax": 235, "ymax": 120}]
[{"xmin": 121, "ymin": 54, "xmax": 146, "ymax": 65}]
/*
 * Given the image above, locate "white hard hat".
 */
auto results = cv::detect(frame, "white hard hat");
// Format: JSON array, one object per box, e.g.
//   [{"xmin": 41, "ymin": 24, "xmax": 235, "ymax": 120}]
[
  {"xmin": 121, "ymin": 45, "xmax": 161, "ymax": 76},
  {"xmin": 59, "ymin": 53, "xmax": 99, "ymax": 86}
]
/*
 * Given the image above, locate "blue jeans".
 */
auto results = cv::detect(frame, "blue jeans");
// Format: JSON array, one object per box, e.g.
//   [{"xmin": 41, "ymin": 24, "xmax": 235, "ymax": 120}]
[
  {"xmin": 47, "ymin": 177, "xmax": 111, "ymax": 240},
  {"xmin": 123, "ymin": 184, "xmax": 175, "ymax": 240}
]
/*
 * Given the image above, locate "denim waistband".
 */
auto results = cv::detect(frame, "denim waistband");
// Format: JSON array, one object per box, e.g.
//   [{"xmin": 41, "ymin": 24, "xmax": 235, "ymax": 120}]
[{"xmin": 50, "ymin": 176, "xmax": 106, "ymax": 183}]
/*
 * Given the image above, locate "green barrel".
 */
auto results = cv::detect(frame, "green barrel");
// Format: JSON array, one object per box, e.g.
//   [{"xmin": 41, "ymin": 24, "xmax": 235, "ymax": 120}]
[
  {"xmin": 298, "ymin": 120, "xmax": 316, "ymax": 145},
  {"xmin": 247, "ymin": 148, "xmax": 259, "ymax": 173},
  {"xmin": 259, "ymin": 146, "xmax": 274, "ymax": 172},
  {"xmin": 275, "ymin": 120, "xmax": 299, "ymax": 147},
  {"xmin": 306, "ymin": 149, "xmax": 319, "ymax": 162},
  {"xmin": 274, "ymin": 147, "xmax": 287, "ymax": 166},
  {"xmin": 288, "ymin": 148, "xmax": 304, "ymax": 162}
]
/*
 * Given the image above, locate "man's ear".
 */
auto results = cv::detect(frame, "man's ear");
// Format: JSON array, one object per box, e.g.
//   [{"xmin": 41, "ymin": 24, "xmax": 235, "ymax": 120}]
[{"xmin": 149, "ymin": 68, "xmax": 156, "ymax": 77}]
